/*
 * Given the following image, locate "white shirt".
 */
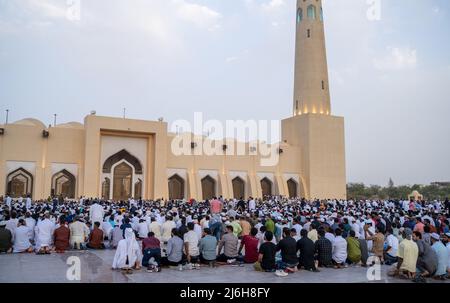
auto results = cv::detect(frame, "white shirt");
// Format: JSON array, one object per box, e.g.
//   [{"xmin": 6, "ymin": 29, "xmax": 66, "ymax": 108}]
[
  {"xmin": 194, "ymin": 223, "xmax": 202, "ymax": 240},
  {"xmin": 89, "ymin": 203, "xmax": 104, "ymax": 224},
  {"xmin": 137, "ymin": 222, "xmax": 149, "ymax": 238},
  {"xmin": 386, "ymin": 234, "xmax": 399, "ymax": 257},
  {"xmin": 249, "ymin": 199, "xmax": 256, "ymax": 211},
  {"xmin": 36, "ymin": 218, "xmax": 55, "ymax": 247},
  {"xmin": 13, "ymin": 225, "xmax": 31, "ymax": 252},
  {"xmin": 184, "ymin": 230, "xmax": 200, "ymax": 257},
  {"xmin": 25, "ymin": 197, "xmax": 32, "ymax": 209},
  {"xmin": 325, "ymin": 232, "xmax": 335, "ymax": 243}
]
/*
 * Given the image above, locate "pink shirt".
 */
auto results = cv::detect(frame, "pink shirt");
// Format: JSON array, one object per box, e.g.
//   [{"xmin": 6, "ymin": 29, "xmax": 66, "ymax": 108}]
[{"xmin": 210, "ymin": 199, "xmax": 222, "ymax": 214}]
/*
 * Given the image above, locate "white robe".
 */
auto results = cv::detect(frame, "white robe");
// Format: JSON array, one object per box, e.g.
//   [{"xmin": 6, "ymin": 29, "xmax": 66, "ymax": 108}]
[
  {"xmin": 6, "ymin": 196, "xmax": 12, "ymax": 208},
  {"xmin": 13, "ymin": 225, "xmax": 32, "ymax": 253},
  {"xmin": 112, "ymin": 228, "xmax": 142, "ymax": 269},
  {"xmin": 25, "ymin": 197, "xmax": 32, "ymax": 209},
  {"xmin": 25, "ymin": 217, "xmax": 36, "ymax": 241},
  {"xmin": 35, "ymin": 219, "xmax": 55, "ymax": 249},
  {"xmin": 89, "ymin": 203, "xmax": 104, "ymax": 224}
]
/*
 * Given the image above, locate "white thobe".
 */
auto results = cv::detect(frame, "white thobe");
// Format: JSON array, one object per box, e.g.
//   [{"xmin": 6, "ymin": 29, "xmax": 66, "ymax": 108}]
[
  {"xmin": 6, "ymin": 196, "xmax": 12, "ymax": 208},
  {"xmin": 332, "ymin": 236, "xmax": 348, "ymax": 264},
  {"xmin": 112, "ymin": 229, "xmax": 141, "ymax": 269},
  {"xmin": 25, "ymin": 217, "xmax": 36, "ymax": 241},
  {"xmin": 25, "ymin": 197, "xmax": 32, "ymax": 209},
  {"xmin": 35, "ymin": 219, "xmax": 55, "ymax": 248},
  {"xmin": 89, "ymin": 203, "xmax": 104, "ymax": 224}
]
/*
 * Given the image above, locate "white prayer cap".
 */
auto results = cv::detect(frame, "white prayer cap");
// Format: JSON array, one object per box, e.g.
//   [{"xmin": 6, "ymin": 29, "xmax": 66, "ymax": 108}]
[{"xmin": 431, "ymin": 233, "xmax": 440, "ymax": 241}]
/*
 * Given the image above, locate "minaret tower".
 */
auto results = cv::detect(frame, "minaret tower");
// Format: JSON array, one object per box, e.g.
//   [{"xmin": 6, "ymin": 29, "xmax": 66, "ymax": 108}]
[{"xmin": 293, "ymin": 0, "xmax": 331, "ymax": 116}]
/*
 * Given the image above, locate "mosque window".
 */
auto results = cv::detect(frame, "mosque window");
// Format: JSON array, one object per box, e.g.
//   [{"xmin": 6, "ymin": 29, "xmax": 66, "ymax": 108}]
[
  {"xmin": 307, "ymin": 29, "xmax": 311, "ymax": 38},
  {"xmin": 307, "ymin": 5, "xmax": 316, "ymax": 20},
  {"xmin": 320, "ymin": 7, "xmax": 324, "ymax": 21},
  {"xmin": 297, "ymin": 8, "xmax": 303, "ymax": 23},
  {"xmin": 322, "ymin": 80, "xmax": 325, "ymax": 90}
]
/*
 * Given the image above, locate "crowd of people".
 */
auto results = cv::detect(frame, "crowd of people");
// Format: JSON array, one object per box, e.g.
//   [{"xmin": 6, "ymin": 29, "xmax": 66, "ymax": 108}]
[{"xmin": 0, "ymin": 194, "xmax": 449, "ymax": 282}]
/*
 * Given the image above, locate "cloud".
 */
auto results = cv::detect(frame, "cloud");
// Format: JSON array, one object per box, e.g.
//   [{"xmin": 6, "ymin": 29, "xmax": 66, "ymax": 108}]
[
  {"xmin": 174, "ymin": 0, "xmax": 221, "ymax": 31},
  {"xmin": 373, "ymin": 47, "xmax": 417, "ymax": 71},
  {"xmin": 225, "ymin": 56, "xmax": 238, "ymax": 63},
  {"xmin": 262, "ymin": 0, "xmax": 285, "ymax": 12},
  {"xmin": 24, "ymin": 0, "xmax": 67, "ymax": 19}
]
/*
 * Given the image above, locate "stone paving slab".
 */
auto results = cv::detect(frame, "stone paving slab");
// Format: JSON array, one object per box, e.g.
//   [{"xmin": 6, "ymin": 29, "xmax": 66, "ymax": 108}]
[{"xmin": 0, "ymin": 250, "xmax": 448, "ymax": 283}]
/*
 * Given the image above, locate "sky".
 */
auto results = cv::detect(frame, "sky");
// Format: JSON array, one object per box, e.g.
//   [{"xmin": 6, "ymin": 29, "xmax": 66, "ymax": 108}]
[{"xmin": 0, "ymin": 0, "xmax": 449, "ymax": 186}]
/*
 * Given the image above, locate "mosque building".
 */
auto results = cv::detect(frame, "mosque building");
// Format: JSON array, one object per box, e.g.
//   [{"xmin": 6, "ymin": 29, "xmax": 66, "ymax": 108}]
[{"xmin": 0, "ymin": 0, "xmax": 346, "ymax": 201}]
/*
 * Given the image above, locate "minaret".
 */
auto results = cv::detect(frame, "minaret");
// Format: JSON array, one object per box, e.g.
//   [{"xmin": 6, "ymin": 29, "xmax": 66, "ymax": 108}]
[{"xmin": 293, "ymin": 0, "xmax": 331, "ymax": 116}]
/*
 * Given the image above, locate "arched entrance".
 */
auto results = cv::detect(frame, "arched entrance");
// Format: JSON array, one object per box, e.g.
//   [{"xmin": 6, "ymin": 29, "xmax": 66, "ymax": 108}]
[
  {"xmin": 260, "ymin": 177, "xmax": 272, "ymax": 197},
  {"xmin": 51, "ymin": 170, "xmax": 76, "ymax": 198},
  {"xmin": 113, "ymin": 162, "xmax": 133, "ymax": 201},
  {"xmin": 6, "ymin": 168, "xmax": 33, "ymax": 198},
  {"xmin": 201, "ymin": 176, "xmax": 216, "ymax": 200},
  {"xmin": 168, "ymin": 174, "xmax": 185, "ymax": 200},
  {"xmin": 232, "ymin": 177, "xmax": 245, "ymax": 199},
  {"xmin": 134, "ymin": 179, "xmax": 143, "ymax": 199},
  {"xmin": 287, "ymin": 178, "xmax": 298, "ymax": 198}
]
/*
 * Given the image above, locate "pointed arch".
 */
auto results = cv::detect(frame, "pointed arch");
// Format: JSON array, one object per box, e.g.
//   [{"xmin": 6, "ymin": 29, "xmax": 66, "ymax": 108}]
[
  {"xmin": 232, "ymin": 176, "xmax": 245, "ymax": 199},
  {"xmin": 6, "ymin": 168, "xmax": 33, "ymax": 198},
  {"xmin": 287, "ymin": 178, "xmax": 298, "ymax": 198},
  {"xmin": 260, "ymin": 177, "xmax": 273, "ymax": 197},
  {"xmin": 102, "ymin": 149, "xmax": 142, "ymax": 174},
  {"xmin": 51, "ymin": 169, "xmax": 76, "ymax": 199},
  {"xmin": 113, "ymin": 162, "xmax": 133, "ymax": 201},
  {"xmin": 102, "ymin": 177, "xmax": 111, "ymax": 200},
  {"xmin": 201, "ymin": 175, "xmax": 216, "ymax": 200},
  {"xmin": 307, "ymin": 5, "xmax": 316, "ymax": 20},
  {"xmin": 168, "ymin": 174, "xmax": 185, "ymax": 200},
  {"xmin": 296, "ymin": 7, "xmax": 303, "ymax": 23}
]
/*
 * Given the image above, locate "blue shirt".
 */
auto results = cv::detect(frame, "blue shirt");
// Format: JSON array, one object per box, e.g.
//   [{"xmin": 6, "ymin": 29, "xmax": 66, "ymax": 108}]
[
  {"xmin": 432, "ymin": 241, "xmax": 448, "ymax": 276},
  {"xmin": 199, "ymin": 235, "xmax": 218, "ymax": 261}
]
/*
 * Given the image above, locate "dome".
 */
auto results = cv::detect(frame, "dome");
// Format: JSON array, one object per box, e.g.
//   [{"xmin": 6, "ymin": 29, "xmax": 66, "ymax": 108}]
[
  {"xmin": 57, "ymin": 122, "xmax": 84, "ymax": 129},
  {"xmin": 13, "ymin": 118, "xmax": 46, "ymax": 128}
]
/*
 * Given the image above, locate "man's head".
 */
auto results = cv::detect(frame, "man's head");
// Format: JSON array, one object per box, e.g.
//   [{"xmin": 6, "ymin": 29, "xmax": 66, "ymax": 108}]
[
  {"xmin": 300, "ymin": 229, "xmax": 308, "ymax": 238},
  {"xmin": 349, "ymin": 230, "xmax": 356, "ymax": 238},
  {"xmin": 187, "ymin": 222, "xmax": 195, "ymax": 231},
  {"xmin": 283, "ymin": 227, "xmax": 290, "ymax": 238},
  {"xmin": 264, "ymin": 231, "xmax": 274, "ymax": 242},
  {"xmin": 402, "ymin": 228, "xmax": 413, "ymax": 240},
  {"xmin": 94, "ymin": 221, "xmax": 100, "ymax": 228},
  {"xmin": 250, "ymin": 227, "xmax": 258, "ymax": 237},
  {"xmin": 226, "ymin": 225, "xmax": 234, "ymax": 234},
  {"xmin": 412, "ymin": 231, "xmax": 422, "ymax": 241},
  {"xmin": 203, "ymin": 228, "xmax": 211, "ymax": 236},
  {"xmin": 430, "ymin": 233, "xmax": 440, "ymax": 244},
  {"xmin": 147, "ymin": 231, "xmax": 155, "ymax": 238}
]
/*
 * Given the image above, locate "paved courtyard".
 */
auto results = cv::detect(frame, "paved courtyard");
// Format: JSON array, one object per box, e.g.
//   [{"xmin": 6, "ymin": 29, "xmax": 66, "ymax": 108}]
[{"xmin": 1, "ymin": 249, "xmax": 448, "ymax": 283}]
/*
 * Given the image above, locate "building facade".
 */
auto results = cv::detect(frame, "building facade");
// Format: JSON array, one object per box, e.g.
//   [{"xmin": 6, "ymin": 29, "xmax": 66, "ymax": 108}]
[{"xmin": 0, "ymin": 0, "xmax": 346, "ymax": 201}]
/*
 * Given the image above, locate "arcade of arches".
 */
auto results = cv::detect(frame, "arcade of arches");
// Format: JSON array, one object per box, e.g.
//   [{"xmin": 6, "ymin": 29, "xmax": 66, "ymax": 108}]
[{"xmin": 260, "ymin": 177, "xmax": 272, "ymax": 197}]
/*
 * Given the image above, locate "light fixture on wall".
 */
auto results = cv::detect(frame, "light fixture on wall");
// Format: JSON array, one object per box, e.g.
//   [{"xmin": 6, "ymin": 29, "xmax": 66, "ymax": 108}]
[
  {"xmin": 0, "ymin": 128, "xmax": 4, "ymax": 135},
  {"xmin": 42, "ymin": 130, "xmax": 49, "ymax": 138}
]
